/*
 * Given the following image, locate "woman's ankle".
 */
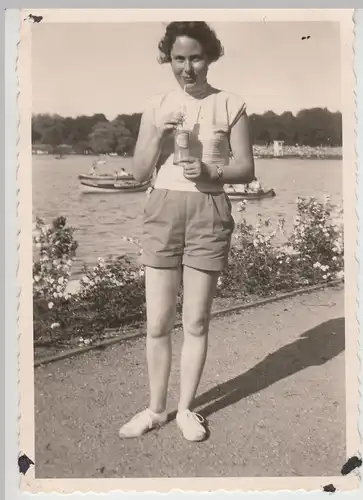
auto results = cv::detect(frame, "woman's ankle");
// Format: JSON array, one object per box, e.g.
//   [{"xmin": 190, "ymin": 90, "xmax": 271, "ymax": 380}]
[
  {"xmin": 149, "ymin": 404, "xmax": 167, "ymax": 415},
  {"xmin": 177, "ymin": 404, "xmax": 191, "ymax": 414}
]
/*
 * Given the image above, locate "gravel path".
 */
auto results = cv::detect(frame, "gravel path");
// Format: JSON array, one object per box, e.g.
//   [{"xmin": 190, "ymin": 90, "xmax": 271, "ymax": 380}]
[{"xmin": 34, "ymin": 286, "xmax": 345, "ymax": 478}]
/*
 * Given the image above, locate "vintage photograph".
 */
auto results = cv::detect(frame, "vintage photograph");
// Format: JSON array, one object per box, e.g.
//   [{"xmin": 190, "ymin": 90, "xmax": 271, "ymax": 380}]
[{"xmin": 17, "ymin": 8, "xmax": 358, "ymax": 494}]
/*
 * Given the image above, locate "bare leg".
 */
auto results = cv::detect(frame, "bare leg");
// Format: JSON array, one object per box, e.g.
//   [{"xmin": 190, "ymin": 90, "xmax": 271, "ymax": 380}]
[
  {"xmin": 145, "ymin": 266, "xmax": 181, "ymax": 414},
  {"xmin": 178, "ymin": 266, "xmax": 219, "ymax": 411}
]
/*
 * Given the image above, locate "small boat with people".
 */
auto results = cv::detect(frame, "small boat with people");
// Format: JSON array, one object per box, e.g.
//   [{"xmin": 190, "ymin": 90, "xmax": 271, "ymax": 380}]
[
  {"xmin": 79, "ymin": 155, "xmax": 142, "ymax": 192},
  {"xmin": 225, "ymin": 177, "xmax": 276, "ymax": 201},
  {"xmin": 226, "ymin": 188, "xmax": 276, "ymax": 201},
  {"xmin": 80, "ymin": 179, "xmax": 151, "ymax": 194},
  {"xmin": 78, "ymin": 170, "xmax": 134, "ymax": 182},
  {"xmin": 78, "ymin": 155, "xmax": 134, "ymax": 182}
]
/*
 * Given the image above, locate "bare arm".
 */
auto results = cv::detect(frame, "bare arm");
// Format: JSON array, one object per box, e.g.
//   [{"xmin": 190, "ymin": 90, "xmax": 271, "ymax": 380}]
[
  {"xmin": 223, "ymin": 112, "xmax": 255, "ymax": 183},
  {"xmin": 211, "ymin": 113, "xmax": 255, "ymax": 183},
  {"xmin": 183, "ymin": 112, "xmax": 255, "ymax": 185},
  {"xmin": 132, "ymin": 106, "xmax": 163, "ymax": 183},
  {"xmin": 132, "ymin": 103, "xmax": 183, "ymax": 183}
]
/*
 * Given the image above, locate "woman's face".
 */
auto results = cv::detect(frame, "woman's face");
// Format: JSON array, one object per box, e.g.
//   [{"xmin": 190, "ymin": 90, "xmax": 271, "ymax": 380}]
[{"xmin": 170, "ymin": 36, "xmax": 209, "ymax": 91}]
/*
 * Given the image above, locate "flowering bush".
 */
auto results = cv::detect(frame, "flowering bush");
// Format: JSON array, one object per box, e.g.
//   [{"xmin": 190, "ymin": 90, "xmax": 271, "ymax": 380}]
[
  {"xmin": 287, "ymin": 196, "xmax": 344, "ymax": 282},
  {"xmin": 33, "ymin": 216, "xmax": 78, "ymax": 302},
  {"xmin": 75, "ymin": 255, "xmax": 146, "ymax": 328},
  {"xmin": 218, "ymin": 196, "xmax": 344, "ymax": 297},
  {"xmin": 33, "ymin": 197, "xmax": 344, "ymax": 346},
  {"xmin": 33, "ymin": 216, "xmax": 78, "ymax": 343},
  {"xmin": 34, "ymin": 255, "xmax": 145, "ymax": 344}
]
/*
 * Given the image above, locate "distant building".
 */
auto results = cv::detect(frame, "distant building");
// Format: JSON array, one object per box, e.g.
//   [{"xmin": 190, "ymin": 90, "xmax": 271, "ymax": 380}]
[{"xmin": 273, "ymin": 140, "xmax": 284, "ymax": 157}]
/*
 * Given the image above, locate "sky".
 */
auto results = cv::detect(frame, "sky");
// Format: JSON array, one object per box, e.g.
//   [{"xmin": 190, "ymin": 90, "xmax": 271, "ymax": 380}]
[{"xmin": 32, "ymin": 21, "xmax": 341, "ymax": 119}]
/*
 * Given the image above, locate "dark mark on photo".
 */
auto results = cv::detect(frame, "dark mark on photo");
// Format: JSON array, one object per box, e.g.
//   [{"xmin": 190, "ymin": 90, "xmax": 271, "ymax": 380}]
[
  {"xmin": 323, "ymin": 484, "xmax": 336, "ymax": 493},
  {"xmin": 18, "ymin": 454, "xmax": 34, "ymax": 474},
  {"xmin": 24, "ymin": 14, "xmax": 43, "ymax": 23},
  {"xmin": 341, "ymin": 455, "xmax": 362, "ymax": 475}
]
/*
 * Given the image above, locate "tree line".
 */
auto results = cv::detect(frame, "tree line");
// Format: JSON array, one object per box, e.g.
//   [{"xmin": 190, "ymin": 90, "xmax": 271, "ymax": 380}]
[{"xmin": 32, "ymin": 107, "xmax": 342, "ymax": 155}]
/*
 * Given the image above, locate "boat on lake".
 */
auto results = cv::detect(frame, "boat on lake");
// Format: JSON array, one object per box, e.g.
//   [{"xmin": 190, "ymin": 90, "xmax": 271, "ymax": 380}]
[
  {"xmin": 226, "ymin": 188, "xmax": 276, "ymax": 201},
  {"xmin": 79, "ymin": 156, "xmax": 134, "ymax": 182},
  {"xmin": 80, "ymin": 179, "xmax": 151, "ymax": 194},
  {"xmin": 78, "ymin": 172, "xmax": 134, "ymax": 182}
]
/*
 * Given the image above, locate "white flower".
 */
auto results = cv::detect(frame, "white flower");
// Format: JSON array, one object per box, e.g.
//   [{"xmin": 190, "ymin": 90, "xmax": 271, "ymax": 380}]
[
  {"xmin": 48, "ymin": 301, "xmax": 54, "ymax": 309},
  {"xmin": 336, "ymin": 270, "xmax": 344, "ymax": 279},
  {"xmin": 82, "ymin": 276, "xmax": 90, "ymax": 284},
  {"xmin": 84, "ymin": 338, "xmax": 91, "ymax": 345},
  {"xmin": 283, "ymin": 246, "xmax": 298, "ymax": 256},
  {"xmin": 50, "ymin": 322, "xmax": 60, "ymax": 329},
  {"xmin": 34, "ymin": 275, "xmax": 41, "ymax": 282},
  {"xmin": 58, "ymin": 277, "xmax": 65, "ymax": 285},
  {"xmin": 322, "ymin": 274, "xmax": 327, "ymax": 280}
]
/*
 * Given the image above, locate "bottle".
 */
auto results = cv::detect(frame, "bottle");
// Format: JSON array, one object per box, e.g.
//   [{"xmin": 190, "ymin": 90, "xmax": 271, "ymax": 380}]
[
  {"xmin": 173, "ymin": 128, "xmax": 191, "ymax": 165},
  {"xmin": 173, "ymin": 100, "xmax": 191, "ymax": 165}
]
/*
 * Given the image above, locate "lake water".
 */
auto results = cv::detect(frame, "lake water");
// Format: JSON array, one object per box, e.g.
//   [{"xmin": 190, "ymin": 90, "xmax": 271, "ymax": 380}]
[{"xmin": 33, "ymin": 155, "xmax": 342, "ymax": 278}]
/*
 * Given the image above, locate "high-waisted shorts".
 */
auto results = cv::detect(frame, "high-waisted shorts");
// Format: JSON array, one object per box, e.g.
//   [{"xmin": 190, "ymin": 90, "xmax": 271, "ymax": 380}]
[{"xmin": 140, "ymin": 188, "xmax": 235, "ymax": 271}]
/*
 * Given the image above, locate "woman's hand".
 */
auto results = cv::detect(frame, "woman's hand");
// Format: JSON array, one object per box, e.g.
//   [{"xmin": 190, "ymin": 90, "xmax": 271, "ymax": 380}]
[
  {"xmin": 158, "ymin": 111, "xmax": 184, "ymax": 138},
  {"xmin": 182, "ymin": 158, "xmax": 222, "ymax": 182},
  {"xmin": 181, "ymin": 158, "xmax": 203, "ymax": 180}
]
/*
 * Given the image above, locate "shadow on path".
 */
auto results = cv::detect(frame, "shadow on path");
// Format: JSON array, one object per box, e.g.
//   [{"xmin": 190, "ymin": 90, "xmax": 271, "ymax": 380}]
[{"xmin": 187, "ymin": 317, "xmax": 345, "ymax": 419}]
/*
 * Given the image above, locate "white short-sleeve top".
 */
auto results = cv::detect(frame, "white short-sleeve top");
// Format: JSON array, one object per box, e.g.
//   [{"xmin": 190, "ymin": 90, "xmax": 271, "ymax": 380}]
[{"xmin": 142, "ymin": 85, "xmax": 246, "ymax": 193}]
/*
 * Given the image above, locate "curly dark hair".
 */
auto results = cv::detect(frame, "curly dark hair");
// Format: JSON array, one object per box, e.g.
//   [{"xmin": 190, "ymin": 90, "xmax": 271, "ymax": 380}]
[{"xmin": 158, "ymin": 21, "xmax": 224, "ymax": 64}]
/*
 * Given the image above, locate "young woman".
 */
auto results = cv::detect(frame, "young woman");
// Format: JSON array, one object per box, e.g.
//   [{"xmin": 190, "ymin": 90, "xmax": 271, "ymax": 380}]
[{"xmin": 119, "ymin": 21, "xmax": 255, "ymax": 442}]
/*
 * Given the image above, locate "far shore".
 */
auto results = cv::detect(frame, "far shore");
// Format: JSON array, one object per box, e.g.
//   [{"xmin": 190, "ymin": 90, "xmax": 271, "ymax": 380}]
[{"xmin": 32, "ymin": 145, "xmax": 342, "ymax": 160}]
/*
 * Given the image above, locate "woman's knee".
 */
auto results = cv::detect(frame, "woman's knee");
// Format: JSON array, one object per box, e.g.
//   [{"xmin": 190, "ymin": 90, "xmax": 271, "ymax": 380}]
[
  {"xmin": 145, "ymin": 266, "xmax": 181, "ymax": 339},
  {"xmin": 147, "ymin": 313, "xmax": 175, "ymax": 339},
  {"xmin": 183, "ymin": 314, "xmax": 210, "ymax": 338}
]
